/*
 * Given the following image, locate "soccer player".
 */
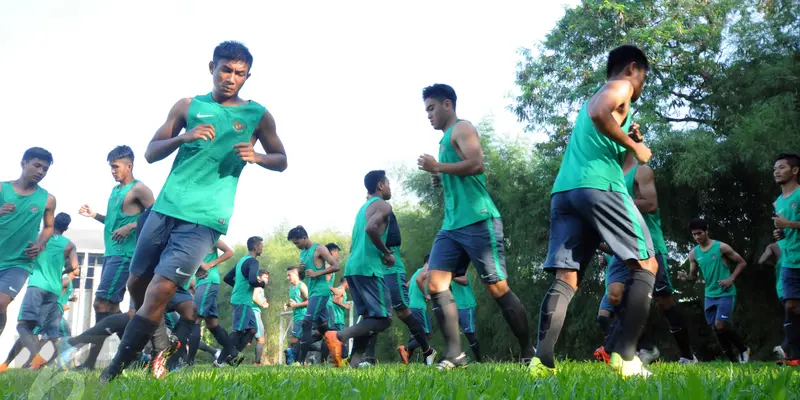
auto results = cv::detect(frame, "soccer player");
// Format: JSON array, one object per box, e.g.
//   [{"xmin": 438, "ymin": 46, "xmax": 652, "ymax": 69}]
[
  {"xmin": 594, "ymin": 253, "xmax": 615, "ymax": 364},
  {"xmin": 533, "ymin": 45, "xmax": 657, "ymax": 377},
  {"xmin": 417, "ymin": 84, "xmax": 533, "ymax": 370},
  {"xmin": 758, "ymin": 242, "xmax": 788, "ymax": 359},
  {"xmin": 0, "ymin": 147, "xmax": 56, "ymax": 339},
  {"xmin": 772, "ymin": 152, "xmax": 800, "ymax": 366},
  {"xmin": 187, "ymin": 240, "xmax": 234, "ymax": 365},
  {"xmin": 398, "ymin": 254, "xmax": 435, "ymax": 365},
  {"xmin": 219, "ymin": 236, "xmax": 267, "ymax": 366},
  {"xmin": 78, "ymin": 145, "xmax": 154, "ymax": 369},
  {"xmin": 451, "ymin": 271, "xmax": 481, "ymax": 362},
  {"xmin": 324, "ymin": 170, "xmax": 395, "ymax": 367},
  {"xmin": 286, "ymin": 226, "xmax": 340, "ymax": 364},
  {"xmin": 284, "ymin": 266, "xmax": 308, "ymax": 364},
  {"xmin": 677, "ymin": 219, "xmax": 750, "ymax": 362},
  {"xmin": 328, "ymin": 280, "xmax": 350, "ymax": 359},
  {"xmin": 252, "ymin": 270, "xmax": 270, "ymax": 366},
  {"xmin": 102, "ymin": 41, "xmax": 287, "ymax": 382}
]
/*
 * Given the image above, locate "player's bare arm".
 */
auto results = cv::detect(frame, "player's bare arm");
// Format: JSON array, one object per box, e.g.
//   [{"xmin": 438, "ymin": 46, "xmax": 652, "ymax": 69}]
[
  {"xmin": 201, "ymin": 240, "xmax": 234, "ymax": 271},
  {"xmin": 235, "ymin": 110, "xmax": 287, "ymax": 172},
  {"xmin": 719, "ymin": 242, "xmax": 747, "ymax": 288},
  {"xmin": 758, "ymin": 243, "xmax": 781, "ymax": 266},
  {"xmin": 678, "ymin": 251, "xmax": 699, "ymax": 281},
  {"xmin": 587, "ymin": 81, "xmax": 651, "ymax": 163},
  {"xmin": 111, "ymin": 183, "xmax": 155, "ymax": 243},
  {"xmin": 27, "ymin": 194, "xmax": 56, "ymax": 258},
  {"xmin": 365, "ymin": 200, "xmax": 394, "ymax": 265},
  {"xmin": 418, "ymin": 121, "xmax": 484, "ymax": 177},
  {"xmin": 417, "ymin": 268, "xmax": 429, "ymax": 301},
  {"xmin": 79, "ymin": 203, "xmax": 105, "ymax": 223},
  {"xmin": 633, "ymin": 165, "xmax": 658, "ymax": 214},
  {"xmin": 305, "ymin": 245, "xmax": 340, "ymax": 278},
  {"xmin": 291, "ymin": 282, "xmax": 310, "ymax": 308},
  {"xmin": 144, "ymin": 98, "xmax": 201, "ymax": 164}
]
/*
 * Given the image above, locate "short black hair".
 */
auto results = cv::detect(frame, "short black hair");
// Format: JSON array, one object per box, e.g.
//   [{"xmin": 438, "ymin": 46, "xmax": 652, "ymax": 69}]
[
  {"xmin": 258, "ymin": 269, "xmax": 269, "ymax": 277},
  {"xmin": 213, "ymin": 41, "xmax": 254, "ymax": 69},
  {"xmin": 22, "ymin": 147, "xmax": 53, "ymax": 164},
  {"xmin": 422, "ymin": 84, "xmax": 457, "ymax": 110},
  {"xmin": 247, "ymin": 236, "xmax": 263, "ymax": 251},
  {"xmin": 287, "ymin": 226, "xmax": 308, "ymax": 241},
  {"xmin": 326, "ymin": 243, "xmax": 340, "ymax": 253},
  {"xmin": 606, "ymin": 45, "xmax": 650, "ymax": 78},
  {"xmin": 54, "ymin": 212, "xmax": 71, "ymax": 232},
  {"xmin": 107, "ymin": 145, "xmax": 134, "ymax": 163},
  {"xmin": 424, "ymin": 253, "xmax": 430, "ymax": 264},
  {"xmin": 689, "ymin": 218, "xmax": 708, "ymax": 232},
  {"xmin": 286, "ymin": 265, "xmax": 298, "ymax": 272},
  {"xmin": 776, "ymin": 153, "xmax": 800, "ymax": 170},
  {"xmin": 364, "ymin": 170, "xmax": 387, "ymax": 193}
]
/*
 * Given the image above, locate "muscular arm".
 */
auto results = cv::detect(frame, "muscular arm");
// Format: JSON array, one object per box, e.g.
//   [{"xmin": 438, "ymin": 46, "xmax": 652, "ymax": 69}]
[
  {"xmin": 204, "ymin": 240, "xmax": 234, "ymax": 270},
  {"xmin": 366, "ymin": 200, "xmax": 392, "ymax": 256},
  {"xmin": 252, "ymin": 110, "xmax": 288, "ymax": 172},
  {"xmin": 687, "ymin": 251, "xmax": 699, "ymax": 280},
  {"xmin": 35, "ymin": 194, "xmax": 56, "ymax": 253},
  {"xmin": 758, "ymin": 243, "xmax": 780, "ymax": 266},
  {"xmin": 118, "ymin": 183, "xmax": 156, "ymax": 232},
  {"xmin": 416, "ymin": 268, "xmax": 429, "ymax": 298},
  {"xmin": 66, "ymin": 242, "xmax": 79, "ymax": 272},
  {"xmin": 633, "ymin": 165, "xmax": 658, "ymax": 214},
  {"xmin": 245, "ymin": 259, "xmax": 265, "ymax": 288},
  {"xmin": 587, "ymin": 80, "xmax": 639, "ymax": 151},
  {"xmin": 333, "ymin": 295, "xmax": 351, "ymax": 310},
  {"xmin": 313, "ymin": 245, "xmax": 340, "ymax": 276},
  {"xmin": 720, "ymin": 242, "xmax": 747, "ymax": 280},
  {"xmin": 145, "ymin": 99, "xmax": 190, "ymax": 164},
  {"xmin": 436, "ymin": 122, "xmax": 485, "ymax": 176}
]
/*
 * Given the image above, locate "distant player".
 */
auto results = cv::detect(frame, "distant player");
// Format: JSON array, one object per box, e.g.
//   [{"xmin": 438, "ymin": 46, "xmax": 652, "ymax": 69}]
[
  {"xmin": 678, "ymin": 219, "xmax": 750, "ymax": 362},
  {"xmin": 0, "ymin": 147, "xmax": 56, "ymax": 339},
  {"xmin": 325, "ymin": 243, "xmax": 350, "ymax": 359},
  {"xmin": 286, "ymin": 226, "xmax": 340, "ymax": 364},
  {"xmin": 594, "ymin": 253, "xmax": 615, "ymax": 363},
  {"xmin": 398, "ymin": 254, "xmax": 435, "ymax": 364},
  {"xmin": 102, "ymin": 41, "xmax": 287, "ymax": 382},
  {"xmin": 324, "ymin": 170, "xmax": 395, "ymax": 367},
  {"xmin": 252, "ymin": 270, "xmax": 270, "ymax": 366},
  {"xmin": 284, "ymin": 266, "xmax": 308, "ymax": 364},
  {"xmin": 772, "ymin": 153, "xmax": 800, "ymax": 366},
  {"xmin": 187, "ymin": 240, "xmax": 234, "ymax": 365},
  {"xmin": 450, "ymin": 271, "xmax": 480, "ymax": 362},
  {"xmin": 417, "ymin": 84, "xmax": 533, "ymax": 370},
  {"xmin": 758, "ymin": 242, "xmax": 788, "ymax": 359}
]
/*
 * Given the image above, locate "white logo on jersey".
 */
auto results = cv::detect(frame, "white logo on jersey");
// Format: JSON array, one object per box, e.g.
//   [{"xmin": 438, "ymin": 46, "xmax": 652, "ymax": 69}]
[{"xmin": 197, "ymin": 113, "xmax": 213, "ymax": 118}]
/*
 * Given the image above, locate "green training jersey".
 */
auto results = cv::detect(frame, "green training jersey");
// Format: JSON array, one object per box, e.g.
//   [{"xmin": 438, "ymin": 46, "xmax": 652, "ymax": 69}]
[
  {"xmin": 774, "ymin": 188, "xmax": 800, "ymax": 269},
  {"xmin": 438, "ymin": 120, "xmax": 501, "ymax": 231},
  {"xmin": 28, "ymin": 234, "xmax": 69, "ymax": 295},
  {"xmin": 552, "ymin": 100, "xmax": 632, "ymax": 195},
  {"xmin": 103, "ymin": 180, "xmax": 141, "ymax": 258},
  {"xmin": 58, "ymin": 280, "xmax": 73, "ymax": 312},
  {"xmin": 196, "ymin": 247, "xmax": 221, "ymax": 285},
  {"xmin": 289, "ymin": 282, "xmax": 306, "ymax": 322},
  {"xmin": 0, "ymin": 182, "xmax": 48, "ymax": 272},
  {"xmin": 301, "ymin": 244, "xmax": 329, "ymax": 297},
  {"xmin": 624, "ymin": 166, "xmax": 668, "ymax": 254},
  {"xmin": 230, "ymin": 255, "xmax": 257, "ymax": 307},
  {"xmin": 408, "ymin": 268, "xmax": 428, "ymax": 309},
  {"xmin": 693, "ymin": 241, "xmax": 735, "ymax": 297},
  {"xmin": 450, "ymin": 271, "xmax": 477, "ymax": 310},
  {"xmin": 385, "ymin": 247, "xmax": 405, "ymax": 275},
  {"xmin": 776, "ymin": 239, "xmax": 786, "ymax": 299},
  {"xmin": 346, "ymin": 197, "xmax": 388, "ymax": 277},
  {"xmin": 152, "ymin": 93, "xmax": 266, "ymax": 234},
  {"xmin": 331, "ymin": 290, "xmax": 348, "ymax": 326}
]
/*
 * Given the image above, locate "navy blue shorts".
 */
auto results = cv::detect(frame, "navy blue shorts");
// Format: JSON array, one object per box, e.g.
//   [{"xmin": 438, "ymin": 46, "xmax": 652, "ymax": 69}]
[
  {"xmin": 458, "ymin": 307, "xmax": 477, "ymax": 334},
  {"xmin": 606, "ymin": 253, "xmax": 672, "ymax": 296},
  {"xmin": 598, "ymin": 294, "xmax": 614, "ymax": 313},
  {"xmin": 17, "ymin": 287, "xmax": 58, "ymax": 325},
  {"xmin": 781, "ymin": 267, "xmax": 800, "ymax": 300},
  {"xmin": 544, "ymin": 189, "xmax": 654, "ymax": 272},
  {"xmin": 346, "ymin": 275, "xmax": 391, "ymax": 318},
  {"xmin": 40, "ymin": 302, "xmax": 63, "ymax": 338},
  {"xmin": 410, "ymin": 307, "xmax": 431, "ymax": 334},
  {"xmin": 291, "ymin": 320, "xmax": 303, "ymax": 338},
  {"xmin": 383, "ymin": 272, "xmax": 410, "ymax": 310},
  {"xmin": 129, "ymin": 211, "xmax": 220, "ymax": 290},
  {"xmin": 96, "ymin": 256, "xmax": 130, "ymax": 303},
  {"xmin": 303, "ymin": 295, "xmax": 330, "ymax": 324},
  {"xmin": 704, "ymin": 295, "xmax": 735, "ymax": 325},
  {"xmin": 167, "ymin": 287, "xmax": 194, "ymax": 314},
  {"xmin": 429, "ymin": 218, "xmax": 507, "ymax": 285},
  {"xmin": 232, "ymin": 304, "xmax": 258, "ymax": 332},
  {"xmin": 194, "ymin": 282, "xmax": 219, "ymax": 318},
  {"xmin": 0, "ymin": 268, "xmax": 30, "ymax": 299}
]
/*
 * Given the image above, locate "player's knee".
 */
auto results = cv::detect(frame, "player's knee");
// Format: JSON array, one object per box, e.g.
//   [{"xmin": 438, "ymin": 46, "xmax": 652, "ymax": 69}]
[
  {"xmin": 484, "ymin": 280, "xmax": 509, "ymax": 298},
  {"xmin": 714, "ymin": 320, "xmax": 727, "ymax": 331},
  {"xmin": 93, "ymin": 299, "xmax": 109, "ymax": 312},
  {"xmin": 554, "ymin": 269, "xmax": 579, "ymax": 290},
  {"xmin": 787, "ymin": 300, "xmax": 800, "ymax": 314},
  {"xmin": 597, "ymin": 313, "xmax": 610, "ymax": 325},
  {"xmin": 206, "ymin": 317, "xmax": 218, "ymax": 328}
]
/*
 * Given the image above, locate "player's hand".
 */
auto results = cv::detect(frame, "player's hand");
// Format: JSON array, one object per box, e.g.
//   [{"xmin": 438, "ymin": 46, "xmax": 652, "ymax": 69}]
[
  {"xmin": 630, "ymin": 142, "xmax": 652, "ymax": 164},
  {"xmin": 417, "ymin": 154, "xmax": 439, "ymax": 173},
  {"xmin": 181, "ymin": 124, "xmax": 216, "ymax": 143},
  {"xmin": 0, "ymin": 203, "xmax": 16, "ymax": 216},
  {"xmin": 628, "ymin": 123, "xmax": 643, "ymax": 143},
  {"xmin": 676, "ymin": 270, "xmax": 689, "ymax": 281},
  {"xmin": 195, "ymin": 267, "xmax": 209, "ymax": 280},
  {"xmin": 424, "ymin": 294, "xmax": 431, "ymax": 302},
  {"xmin": 25, "ymin": 241, "xmax": 43, "ymax": 259},
  {"xmin": 774, "ymin": 228, "xmax": 786, "ymax": 240},
  {"xmin": 284, "ymin": 303, "xmax": 289, "ymax": 311},
  {"xmin": 111, "ymin": 224, "xmax": 134, "ymax": 242},
  {"xmin": 430, "ymin": 172, "xmax": 442, "ymax": 188},
  {"xmin": 305, "ymin": 270, "xmax": 319, "ymax": 278},
  {"xmin": 382, "ymin": 252, "xmax": 396, "ymax": 267},
  {"xmin": 78, "ymin": 204, "xmax": 94, "ymax": 218},
  {"xmin": 718, "ymin": 277, "xmax": 734, "ymax": 289},
  {"xmin": 233, "ymin": 142, "xmax": 258, "ymax": 163},
  {"xmin": 773, "ymin": 214, "xmax": 791, "ymax": 229}
]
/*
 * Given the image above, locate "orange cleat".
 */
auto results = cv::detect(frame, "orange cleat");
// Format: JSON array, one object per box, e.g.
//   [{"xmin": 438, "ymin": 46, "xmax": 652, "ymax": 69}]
[
  {"xmin": 594, "ymin": 346, "xmax": 610, "ymax": 364},
  {"xmin": 29, "ymin": 354, "xmax": 47, "ymax": 370},
  {"xmin": 324, "ymin": 331, "xmax": 344, "ymax": 367},
  {"xmin": 0, "ymin": 363, "xmax": 8, "ymax": 373},
  {"xmin": 779, "ymin": 359, "xmax": 800, "ymax": 367},
  {"xmin": 397, "ymin": 346, "xmax": 409, "ymax": 365}
]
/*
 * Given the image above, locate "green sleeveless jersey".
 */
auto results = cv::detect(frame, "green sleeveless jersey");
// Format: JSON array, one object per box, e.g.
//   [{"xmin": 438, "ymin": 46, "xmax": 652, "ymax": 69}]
[
  {"xmin": 196, "ymin": 248, "xmax": 221, "ymax": 285},
  {"xmin": 301, "ymin": 244, "xmax": 328, "ymax": 297},
  {"xmin": 774, "ymin": 188, "xmax": 800, "ymax": 269},
  {"xmin": 0, "ymin": 182, "xmax": 48, "ymax": 272},
  {"xmin": 289, "ymin": 282, "xmax": 307, "ymax": 322},
  {"xmin": 624, "ymin": 166, "xmax": 668, "ymax": 254},
  {"xmin": 58, "ymin": 280, "xmax": 74, "ymax": 312},
  {"xmin": 385, "ymin": 247, "xmax": 405, "ymax": 275},
  {"xmin": 552, "ymin": 101, "xmax": 632, "ymax": 194},
  {"xmin": 152, "ymin": 93, "xmax": 266, "ymax": 234},
  {"xmin": 104, "ymin": 180, "xmax": 141, "ymax": 258},
  {"xmin": 346, "ymin": 197, "xmax": 389, "ymax": 277},
  {"xmin": 28, "ymin": 234, "xmax": 69, "ymax": 295},
  {"xmin": 693, "ymin": 241, "xmax": 735, "ymax": 297},
  {"xmin": 450, "ymin": 271, "xmax": 477, "ymax": 310},
  {"xmin": 332, "ymin": 290, "xmax": 347, "ymax": 325},
  {"xmin": 439, "ymin": 121, "xmax": 501, "ymax": 231},
  {"xmin": 776, "ymin": 239, "xmax": 786, "ymax": 299},
  {"xmin": 231, "ymin": 255, "xmax": 257, "ymax": 306},
  {"xmin": 408, "ymin": 268, "xmax": 428, "ymax": 309}
]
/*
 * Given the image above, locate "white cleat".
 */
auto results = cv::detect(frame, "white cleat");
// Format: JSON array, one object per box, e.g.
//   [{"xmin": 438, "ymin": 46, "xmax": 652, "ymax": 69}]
[
  {"xmin": 773, "ymin": 345, "xmax": 787, "ymax": 360},
  {"xmin": 739, "ymin": 347, "xmax": 751, "ymax": 363},
  {"xmin": 678, "ymin": 355, "xmax": 699, "ymax": 365},
  {"xmin": 637, "ymin": 347, "xmax": 661, "ymax": 365},
  {"xmin": 425, "ymin": 349, "xmax": 437, "ymax": 366}
]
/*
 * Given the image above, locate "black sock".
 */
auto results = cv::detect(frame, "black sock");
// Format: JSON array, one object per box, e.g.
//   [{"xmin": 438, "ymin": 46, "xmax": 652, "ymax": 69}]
[
  {"xmin": 4, "ymin": 338, "xmax": 24, "ymax": 365},
  {"xmin": 615, "ymin": 269, "xmax": 655, "ymax": 361},
  {"xmin": 637, "ymin": 324, "xmax": 655, "ymax": 352},
  {"xmin": 495, "ymin": 290, "xmax": 534, "ymax": 359},
  {"xmin": 407, "ymin": 338, "xmax": 420, "ymax": 353},
  {"xmin": 663, "ymin": 306, "xmax": 693, "ymax": 359},
  {"xmin": 187, "ymin": 323, "xmax": 201, "ymax": 364},
  {"xmin": 364, "ymin": 333, "xmax": 377, "ymax": 362},
  {"xmin": 71, "ymin": 313, "xmax": 131, "ymax": 347},
  {"xmin": 291, "ymin": 341, "xmax": 302, "ymax": 362},
  {"xmin": 16, "ymin": 321, "xmax": 39, "ymax": 356},
  {"xmin": 337, "ymin": 317, "xmax": 392, "ymax": 342},
  {"xmin": 255, "ymin": 342, "xmax": 263, "ymax": 364},
  {"xmin": 341, "ymin": 342, "xmax": 349, "ymax": 359},
  {"xmin": 0, "ymin": 312, "xmax": 6, "ymax": 338},
  {"xmin": 236, "ymin": 331, "xmax": 255, "ymax": 352},
  {"xmin": 166, "ymin": 319, "xmax": 193, "ymax": 368},
  {"xmin": 431, "ymin": 290, "xmax": 462, "ymax": 360},
  {"xmin": 198, "ymin": 341, "xmax": 217, "ymax": 355},
  {"xmin": 535, "ymin": 279, "xmax": 575, "ymax": 368},
  {"xmin": 786, "ymin": 309, "xmax": 800, "ymax": 359},
  {"xmin": 465, "ymin": 332, "xmax": 481, "ymax": 362},
  {"xmin": 109, "ymin": 315, "xmax": 159, "ymax": 373},
  {"xmin": 225, "ymin": 331, "xmax": 241, "ymax": 360},
  {"xmin": 605, "ymin": 319, "xmax": 620, "ymax": 349},
  {"xmin": 46, "ymin": 340, "xmax": 59, "ymax": 364},
  {"xmin": 714, "ymin": 327, "xmax": 738, "ymax": 362},
  {"xmin": 298, "ymin": 321, "xmax": 313, "ymax": 364},
  {"xmin": 349, "ymin": 336, "xmax": 369, "ymax": 367},
  {"xmin": 726, "ymin": 328, "xmax": 747, "ymax": 355},
  {"xmin": 151, "ymin": 319, "xmax": 168, "ymax": 354},
  {"xmin": 400, "ymin": 313, "xmax": 431, "ymax": 353},
  {"xmin": 209, "ymin": 325, "xmax": 231, "ymax": 357},
  {"xmin": 597, "ymin": 314, "xmax": 612, "ymax": 342}
]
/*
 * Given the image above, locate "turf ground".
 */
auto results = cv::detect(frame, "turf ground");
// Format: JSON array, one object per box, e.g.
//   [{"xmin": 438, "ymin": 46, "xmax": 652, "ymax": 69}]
[{"xmin": 1, "ymin": 362, "xmax": 798, "ymax": 399}]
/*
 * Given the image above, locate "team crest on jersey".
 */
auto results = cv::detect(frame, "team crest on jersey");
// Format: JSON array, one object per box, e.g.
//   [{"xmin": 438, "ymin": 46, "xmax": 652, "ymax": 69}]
[
  {"xmin": 30, "ymin": 206, "xmax": 38, "ymax": 213},
  {"xmin": 218, "ymin": 218, "xmax": 226, "ymax": 225},
  {"xmin": 712, "ymin": 254, "xmax": 717, "ymax": 259},
  {"xmin": 792, "ymin": 203, "xmax": 797, "ymax": 209},
  {"xmin": 233, "ymin": 120, "xmax": 246, "ymax": 133}
]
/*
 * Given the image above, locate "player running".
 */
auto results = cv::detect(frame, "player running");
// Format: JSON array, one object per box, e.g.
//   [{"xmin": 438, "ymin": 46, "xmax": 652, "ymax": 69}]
[
  {"xmin": 284, "ymin": 266, "xmax": 308, "ymax": 364},
  {"xmin": 398, "ymin": 255, "xmax": 436, "ymax": 365},
  {"xmin": 187, "ymin": 240, "xmax": 234, "ymax": 365},
  {"xmin": 252, "ymin": 270, "xmax": 270, "ymax": 366}
]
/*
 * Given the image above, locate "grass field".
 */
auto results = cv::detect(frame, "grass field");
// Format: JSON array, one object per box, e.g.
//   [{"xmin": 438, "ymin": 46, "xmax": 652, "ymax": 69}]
[{"xmin": 1, "ymin": 362, "xmax": 798, "ymax": 399}]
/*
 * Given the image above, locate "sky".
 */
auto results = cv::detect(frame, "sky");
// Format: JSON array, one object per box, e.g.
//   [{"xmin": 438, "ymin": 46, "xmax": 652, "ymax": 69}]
[{"xmin": 0, "ymin": 0, "xmax": 580, "ymax": 246}]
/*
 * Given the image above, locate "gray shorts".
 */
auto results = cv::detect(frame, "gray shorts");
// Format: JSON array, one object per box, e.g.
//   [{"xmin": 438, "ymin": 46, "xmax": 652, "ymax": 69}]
[
  {"xmin": 129, "ymin": 211, "xmax": 220, "ymax": 289},
  {"xmin": 429, "ymin": 218, "xmax": 507, "ymax": 285},
  {"xmin": 96, "ymin": 256, "xmax": 130, "ymax": 303},
  {"xmin": 544, "ymin": 189, "xmax": 654, "ymax": 273},
  {"xmin": 17, "ymin": 287, "xmax": 59, "ymax": 334},
  {"xmin": 346, "ymin": 275, "xmax": 391, "ymax": 318},
  {"xmin": 194, "ymin": 282, "xmax": 219, "ymax": 318},
  {"xmin": 606, "ymin": 253, "xmax": 673, "ymax": 296},
  {"xmin": 383, "ymin": 272, "xmax": 410, "ymax": 311},
  {"xmin": 232, "ymin": 304, "xmax": 258, "ymax": 332},
  {"xmin": 704, "ymin": 295, "xmax": 735, "ymax": 325},
  {"xmin": 0, "ymin": 268, "xmax": 30, "ymax": 299},
  {"xmin": 303, "ymin": 295, "xmax": 331, "ymax": 324}
]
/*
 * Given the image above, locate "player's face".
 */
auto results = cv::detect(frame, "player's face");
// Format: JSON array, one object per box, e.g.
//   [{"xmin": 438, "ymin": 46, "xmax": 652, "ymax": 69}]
[
  {"xmin": 379, "ymin": 178, "xmax": 392, "ymax": 201},
  {"xmin": 774, "ymin": 159, "xmax": 798, "ymax": 185},
  {"xmin": 210, "ymin": 59, "xmax": 250, "ymax": 99},
  {"xmin": 291, "ymin": 238, "xmax": 306, "ymax": 250},
  {"xmin": 109, "ymin": 159, "xmax": 132, "ymax": 183},
  {"xmin": 259, "ymin": 274, "xmax": 269, "ymax": 284},
  {"xmin": 21, "ymin": 158, "xmax": 50, "ymax": 183},
  {"xmin": 255, "ymin": 241, "xmax": 264, "ymax": 256},
  {"xmin": 425, "ymin": 98, "xmax": 450, "ymax": 130},
  {"xmin": 631, "ymin": 66, "xmax": 647, "ymax": 102},
  {"xmin": 691, "ymin": 229, "xmax": 707, "ymax": 244},
  {"xmin": 330, "ymin": 250, "xmax": 340, "ymax": 261}
]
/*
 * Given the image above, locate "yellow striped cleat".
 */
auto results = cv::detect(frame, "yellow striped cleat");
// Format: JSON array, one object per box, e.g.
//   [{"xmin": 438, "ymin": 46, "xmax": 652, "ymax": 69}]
[{"xmin": 609, "ymin": 352, "xmax": 652, "ymax": 378}]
